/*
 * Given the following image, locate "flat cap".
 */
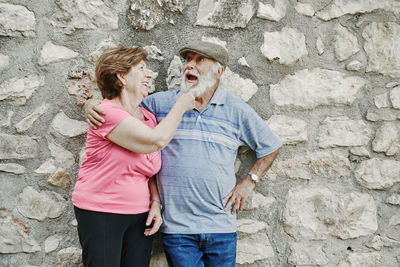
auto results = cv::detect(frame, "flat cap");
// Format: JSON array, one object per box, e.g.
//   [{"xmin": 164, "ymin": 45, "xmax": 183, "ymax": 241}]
[{"xmin": 179, "ymin": 41, "xmax": 229, "ymax": 68}]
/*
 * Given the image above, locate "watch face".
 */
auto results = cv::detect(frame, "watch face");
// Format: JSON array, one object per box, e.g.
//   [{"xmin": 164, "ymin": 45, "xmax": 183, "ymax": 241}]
[{"xmin": 250, "ymin": 173, "xmax": 258, "ymax": 181}]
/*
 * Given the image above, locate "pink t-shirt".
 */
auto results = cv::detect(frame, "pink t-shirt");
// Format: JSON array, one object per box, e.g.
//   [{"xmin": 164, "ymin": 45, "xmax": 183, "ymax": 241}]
[{"xmin": 72, "ymin": 100, "xmax": 161, "ymax": 214}]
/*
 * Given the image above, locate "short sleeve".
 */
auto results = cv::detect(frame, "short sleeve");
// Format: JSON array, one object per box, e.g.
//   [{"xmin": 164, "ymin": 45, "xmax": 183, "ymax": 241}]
[
  {"xmin": 141, "ymin": 95, "xmax": 156, "ymax": 114},
  {"xmin": 239, "ymin": 105, "xmax": 282, "ymax": 158},
  {"xmin": 94, "ymin": 102, "xmax": 131, "ymax": 138}
]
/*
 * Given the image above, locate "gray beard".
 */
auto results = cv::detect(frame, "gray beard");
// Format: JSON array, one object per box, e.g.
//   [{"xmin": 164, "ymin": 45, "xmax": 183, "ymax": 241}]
[{"xmin": 181, "ymin": 68, "xmax": 217, "ymax": 97}]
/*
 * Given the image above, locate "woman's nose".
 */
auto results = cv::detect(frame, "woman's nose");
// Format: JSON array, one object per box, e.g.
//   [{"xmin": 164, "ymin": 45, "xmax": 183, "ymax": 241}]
[{"xmin": 145, "ymin": 69, "xmax": 152, "ymax": 78}]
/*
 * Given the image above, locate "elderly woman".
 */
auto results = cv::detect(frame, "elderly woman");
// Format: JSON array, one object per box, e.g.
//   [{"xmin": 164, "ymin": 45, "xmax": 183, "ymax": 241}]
[{"xmin": 72, "ymin": 46, "xmax": 194, "ymax": 267}]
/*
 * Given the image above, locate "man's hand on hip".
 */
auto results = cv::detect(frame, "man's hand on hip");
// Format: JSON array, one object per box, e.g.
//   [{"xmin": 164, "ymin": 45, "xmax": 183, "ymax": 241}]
[{"xmin": 223, "ymin": 176, "xmax": 255, "ymax": 214}]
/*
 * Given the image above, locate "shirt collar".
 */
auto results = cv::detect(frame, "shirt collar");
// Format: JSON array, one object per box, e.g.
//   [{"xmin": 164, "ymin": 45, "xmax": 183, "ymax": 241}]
[
  {"xmin": 177, "ymin": 87, "xmax": 227, "ymax": 106},
  {"xmin": 209, "ymin": 87, "xmax": 226, "ymax": 106}
]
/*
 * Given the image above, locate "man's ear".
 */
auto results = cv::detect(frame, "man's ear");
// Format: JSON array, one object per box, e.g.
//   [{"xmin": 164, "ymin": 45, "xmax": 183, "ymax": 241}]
[
  {"xmin": 116, "ymin": 73, "xmax": 126, "ymax": 86},
  {"xmin": 216, "ymin": 66, "xmax": 224, "ymax": 79}
]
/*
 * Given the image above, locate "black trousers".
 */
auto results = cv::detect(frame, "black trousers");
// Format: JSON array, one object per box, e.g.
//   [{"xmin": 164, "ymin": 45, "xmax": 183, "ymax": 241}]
[{"xmin": 74, "ymin": 206, "xmax": 153, "ymax": 267}]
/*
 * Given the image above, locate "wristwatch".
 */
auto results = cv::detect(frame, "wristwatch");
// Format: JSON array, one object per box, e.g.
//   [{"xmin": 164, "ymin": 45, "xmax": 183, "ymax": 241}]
[{"xmin": 248, "ymin": 172, "xmax": 259, "ymax": 183}]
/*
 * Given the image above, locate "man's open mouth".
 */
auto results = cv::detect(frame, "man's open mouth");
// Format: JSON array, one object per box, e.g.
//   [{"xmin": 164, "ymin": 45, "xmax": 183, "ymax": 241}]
[{"xmin": 185, "ymin": 72, "xmax": 199, "ymax": 82}]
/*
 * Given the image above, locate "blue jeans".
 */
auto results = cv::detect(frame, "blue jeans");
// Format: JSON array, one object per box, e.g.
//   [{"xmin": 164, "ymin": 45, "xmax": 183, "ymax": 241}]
[{"xmin": 162, "ymin": 233, "xmax": 237, "ymax": 267}]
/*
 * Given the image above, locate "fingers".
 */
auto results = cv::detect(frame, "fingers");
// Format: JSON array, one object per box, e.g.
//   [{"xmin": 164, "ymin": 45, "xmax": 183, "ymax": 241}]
[
  {"xmin": 90, "ymin": 111, "xmax": 105, "ymax": 124},
  {"xmin": 147, "ymin": 219, "xmax": 162, "ymax": 236},
  {"xmin": 223, "ymin": 191, "xmax": 233, "ymax": 203},
  {"xmin": 86, "ymin": 112, "xmax": 104, "ymax": 128},
  {"xmin": 144, "ymin": 215, "xmax": 162, "ymax": 236},
  {"xmin": 224, "ymin": 194, "xmax": 235, "ymax": 212},
  {"xmin": 145, "ymin": 213, "xmax": 153, "ymax": 226},
  {"xmin": 239, "ymin": 198, "xmax": 245, "ymax": 212},
  {"xmin": 224, "ymin": 190, "xmax": 246, "ymax": 214},
  {"xmin": 87, "ymin": 118, "xmax": 97, "ymax": 129},
  {"xmin": 93, "ymin": 105, "xmax": 106, "ymax": 115},
  {"xmin": 232, "ymin": 198, "xmax": 241, "ymax": 214}
]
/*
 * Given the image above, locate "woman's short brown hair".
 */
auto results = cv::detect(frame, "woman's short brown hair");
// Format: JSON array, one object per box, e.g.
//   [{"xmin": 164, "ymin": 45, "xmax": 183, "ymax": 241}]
[{"xmin": 95, "ymin": 46, "xmax": 147, "ymax": 99}]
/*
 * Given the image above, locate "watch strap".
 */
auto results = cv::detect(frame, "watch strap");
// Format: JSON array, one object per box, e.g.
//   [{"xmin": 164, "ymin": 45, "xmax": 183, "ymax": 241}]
[{"xmin": 248, "ymin": 172, "xmax": 259, "ymax": 183}]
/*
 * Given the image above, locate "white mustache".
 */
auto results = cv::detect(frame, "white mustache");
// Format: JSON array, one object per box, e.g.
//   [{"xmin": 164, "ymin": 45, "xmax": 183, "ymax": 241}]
[{"xmin": 184, "ymin": 70, "xmax": 200, "ymax": 79}]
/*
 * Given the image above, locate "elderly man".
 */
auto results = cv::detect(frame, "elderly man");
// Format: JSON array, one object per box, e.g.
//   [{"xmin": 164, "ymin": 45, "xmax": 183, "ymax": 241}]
[{"xmin": 85, "ymin": 41, "xmax": 281, "ymax": 266}]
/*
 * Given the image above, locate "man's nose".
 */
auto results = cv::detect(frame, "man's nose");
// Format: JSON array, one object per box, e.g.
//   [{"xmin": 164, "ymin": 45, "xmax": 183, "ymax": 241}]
[{"xmin": 185, "ymin": 59, "xmax": 195, "ymax": 69}]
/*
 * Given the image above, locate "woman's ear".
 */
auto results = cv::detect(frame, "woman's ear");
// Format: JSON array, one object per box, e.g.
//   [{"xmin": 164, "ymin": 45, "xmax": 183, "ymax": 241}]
[{"xmin": 116, "ymin": 73, "xmax": 126, "ymax": 86}]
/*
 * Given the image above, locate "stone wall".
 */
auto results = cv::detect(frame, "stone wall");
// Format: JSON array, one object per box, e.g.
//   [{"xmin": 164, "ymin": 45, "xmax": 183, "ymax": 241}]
[{"xmin": 1, "ymin": 0, "xmax": 400, "ymax": 266}]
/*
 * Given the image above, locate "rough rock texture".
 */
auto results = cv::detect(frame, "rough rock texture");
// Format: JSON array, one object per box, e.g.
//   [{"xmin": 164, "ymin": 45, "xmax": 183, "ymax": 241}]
[
  {"xmin": 391, "ymin": 85, "xmax": 400, "ymax": 109},
  {"xmin": 237, "ymin": 219, "xmax": 266, "ymax": 234},
  {"xmin": 318, "ymin": 116, "xmax": 371, "ymax": 148},
  {"xmin": 144, "ymin": 45, "xmax": 164, "ymax": 61},
  {"xmin": 334, "ymin": 24, "xmax": 360, "ymax": 61},
  {"xmin": 0, "ymin": 134, "xmax": 37, "ymax": 160},
  {"xmin": 47, "ymin": 136, "xmax": 75, "ymax": 168},
  {"xmin": 363, "ymin": 22, "xmax": 400, "ymax": 78},
  {"xmin": 366, "ymin": 235, "xmax": 400, "ymax": 251},
  {"xmin": 44, "ymin": 234, "xmax": 62, "ymax": 253},
  {"xmin": 15, "ymin": 103, "xmax": 48, "ymax": 133},
  {"xmin": 261, "ymin": 27, "xmax": 307, "ymax": 65},
  {"xmin": 0, "ymin": 75, "xmax": 44, "ymax": 106},
  {"xmin": 47, "ymin": 168, "xmax": 71, "ymax": 189},
  {"xmin": 51, "ymin": 111, "xmax": 87, "ymax": 137},
  {"xmin": 354, "ymin": 158, "xmax": 400, "ymax": 189},
  {"xmin": 372, "ymin": 122, "xmax": 400, "ymax": 155},
  {"xmin": 350, "ymin": 147, "xmax": 370, "ymax": 158},
  {"xmin": 284, "ymin": 187, "xmax": 377, "ymax": 240},
  {"xmin": 0, "ymin": 209, "xmax": 40, "ymax": 253},
  {"xmin": 257, "ymin": 0, "xmax": 287, "ymax": 21},
  {"xmin": 0, "ymin": 111, "xmax": 13, "ymax": 128},
  {"xmin": 38, "ymin": 41, "xmax": 79, "ymax": 66},
  {"xmin": 337, "ymin": 252, "xmax": 381, "ymax": 267},
  {"xmin": 265, "ymin": 150, "xmax": 351, "ymax": 181},
  {"xmin": 0, "ymin": 163, "xmax": 25, "ymax": 174},
  {"xmin": 242, "ymin": 191, "xmax": 275, "ymax": 210},
  {"xmin": 316, "ymin": 0, "xmax": 400, "ymax": 21},
  {"xmin": 270, "ymin": 68, "xmax": 366, "ymax": 109},
  {"xmin": 346, "ymin": 60, "xmax": 364, "ymax": 71},
  {"xmin": 17, "ymin": 187, "xmax": 65, "ymax": 221},
  {"xmin": 2, "ymin": 1, "xmax": 400, "ymax": 266},
  {"xmin": 0, "ymin": 54, "xmax": 10, "ymax": 72},
  {"xmin": 35, "ymin": 159, "xmax": 58, "ymax": 175},
  {"xmin": 57, "ymin": 247, "xmax": 82, "ymax": 264},
  {"xmin": 295, "ymin": 3, "xmax": 314, "ymax": 17},
  {"xmin": 49, "ymin": 0, "xmax": 118, "ymax": 34},
  {"xmin": 267, "ymin": 115, "xmax": 308, "ymax": 145},
  {"xmin": 130, "ymin": 0, "xmax": 184, "ymax": 30},
  {"xmin": 196, "ymin": 0, "xmax": 255, "ymax": 29},
  {"xmin": 88, "ymin": 37, "xmax": 118, "ymax": 63},
  {"xmin": 166, "ymin": 56, "xmax": 183, "ymax": 91},
  {"xmin": 386, "ymin": 194, "xmax": 400, "ymax": 205},
  {"xmin": 219, "ymin": 68, "xmax": 258, "ymax": 102},
  {"xmin": 288, "ymin": 242, "xmax": 329, "ymax": 266},
  {"xmin": 316, "ymin": 37, "xmax": 324, "ymax": 55},
  {"xmin": 65, "ymin": 68, "xmax": 101, "ymax": 107},
  {"xmin": 0, "ymin": 3, "xmax": 35, "ymax": 37},
  {"xmin": 236, "ymin": 233, "xmax": 274, "ymax": 264},
  {"xmin": 374, "ymin": 92, "xmax": 391, "ymax": 109}
]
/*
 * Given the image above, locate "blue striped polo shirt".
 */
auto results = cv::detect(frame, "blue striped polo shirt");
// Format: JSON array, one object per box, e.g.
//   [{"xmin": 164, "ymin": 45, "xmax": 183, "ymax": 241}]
[{"xmin": 142, "ymin": 88, "xmax": 281, "ymax": 234}]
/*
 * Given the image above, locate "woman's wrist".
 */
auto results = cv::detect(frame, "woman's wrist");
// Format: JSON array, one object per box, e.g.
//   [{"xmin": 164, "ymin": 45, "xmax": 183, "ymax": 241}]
[{"xmin": 150, "ymin": 199, "xmax": 162, "ymax": 209}]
